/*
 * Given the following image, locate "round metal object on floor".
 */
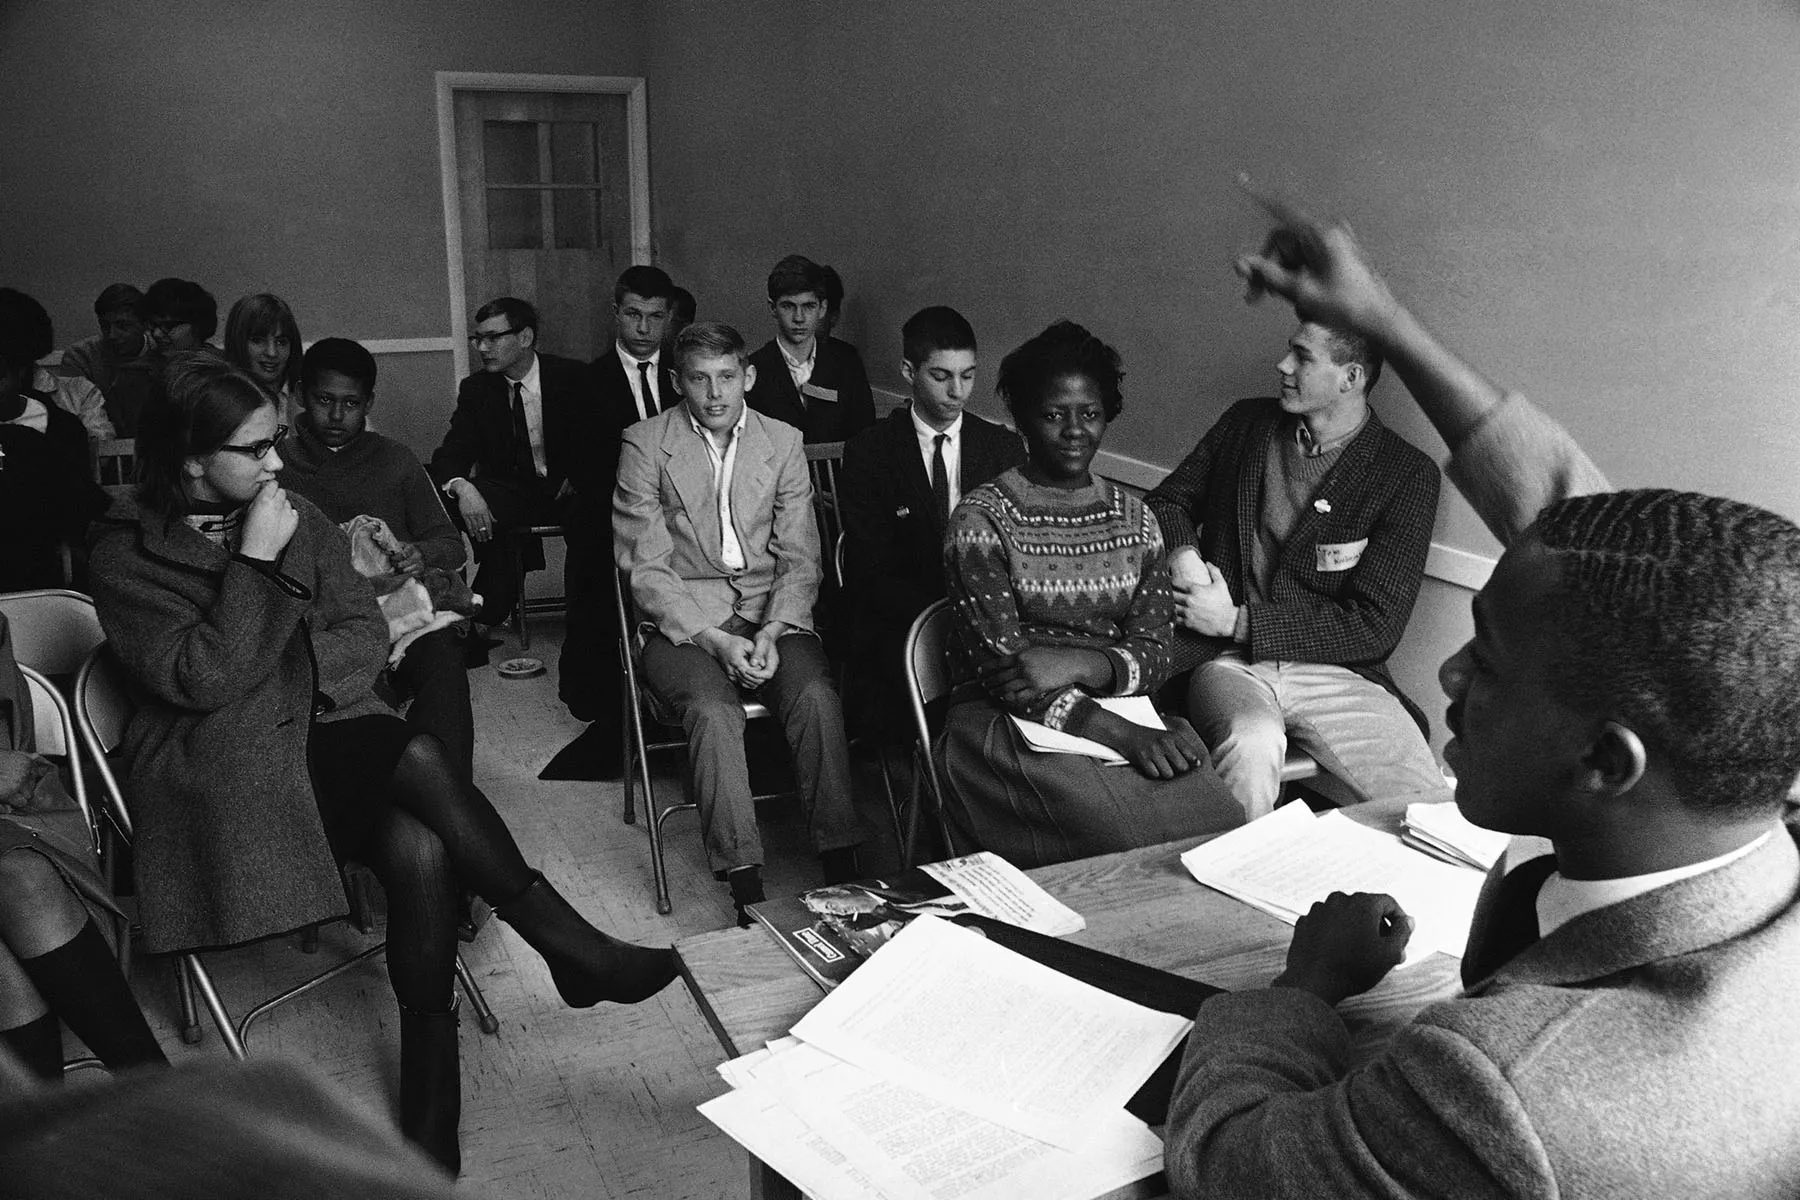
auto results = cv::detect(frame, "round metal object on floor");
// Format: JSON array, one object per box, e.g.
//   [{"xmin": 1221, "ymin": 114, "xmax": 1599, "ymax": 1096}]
[{"xmin": 496, "ymin": 656, "xmax": 546, "ymax": 680}]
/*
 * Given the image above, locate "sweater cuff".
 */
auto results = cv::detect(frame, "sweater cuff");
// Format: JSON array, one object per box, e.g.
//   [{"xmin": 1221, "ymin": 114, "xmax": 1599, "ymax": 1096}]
[{"xmin": 1101, "ymin": 647, "xmax": 1143, "ymax": 696}]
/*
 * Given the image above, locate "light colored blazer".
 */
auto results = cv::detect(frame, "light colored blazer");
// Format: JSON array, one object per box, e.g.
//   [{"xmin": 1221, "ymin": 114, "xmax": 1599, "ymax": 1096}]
[{"xmin": 612, "ymin": 404, "xmax": 821, "ymax": 645}]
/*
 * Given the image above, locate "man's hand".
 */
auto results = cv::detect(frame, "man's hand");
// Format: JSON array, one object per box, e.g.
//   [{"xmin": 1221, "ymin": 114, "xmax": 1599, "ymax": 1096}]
[
  {"xmin": 390, "ymin": 540, "xmax": 426, "ymax": 576},
  {"xmin": 451, "ymin": 481, "xmax": 497, "ymax": 543},
  {"xmin": 745, "ymin": 622, "xmax": 787, "ymax": 689},
  {"xmin": 1119, "ymin": 715, "xmax": 1209, "ymax": 780},
  {"xmin": 1172, "ymin": 561, "xmax": 1241, "ymax": 638},
  {"xmin": 1272, "ymin": 891, "xmax": 1412, "ymax": 1006},
  {"xmin": 696, "ymin": 627, "xmax": 762, "ymax": 689},
  {"xmin": 977, "ymin": 646, "xmax": 1109, "ymax": 707},
  {"xmin": 1234, "ymin": 176, "xmax": 1404, "ymax": 344}
]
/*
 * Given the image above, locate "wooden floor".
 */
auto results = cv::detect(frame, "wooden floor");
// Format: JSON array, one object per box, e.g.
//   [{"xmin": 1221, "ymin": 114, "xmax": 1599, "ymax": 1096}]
[{"xmin": 101, "ymin": 618, "xmax": 909, "ymax": 1197}]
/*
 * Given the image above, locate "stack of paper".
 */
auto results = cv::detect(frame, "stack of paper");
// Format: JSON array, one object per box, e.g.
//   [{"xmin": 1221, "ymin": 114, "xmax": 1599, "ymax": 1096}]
[
  {"xmin": 1179, "ymin": 802, "xmax": 1486, "ymax": 964},
  {"xmin": 1009, "ymin": 696, "xmax": 1166, "ymax": 765},
  {"xmin": 1402, "ymin": 800, "xmax": 1510, "ymax": 871},
  {"xmin": 700, "ymin": 916, "xmax": 1184, "ymax": 1200}
]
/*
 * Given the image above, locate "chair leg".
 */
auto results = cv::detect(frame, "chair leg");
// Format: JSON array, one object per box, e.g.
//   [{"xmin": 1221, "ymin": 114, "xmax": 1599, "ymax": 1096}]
[
  {"xmin": 184, "ymin": 955, "xmax": 247, "ymax": 1060},
  {"xmin": 873, "ymin": 744, "xmax": 906, "ymax": 868},
  {"xmin": 620, "ymin": 666, "xmax": 637, "ymax": 826},
  {"xmin": 513, "ymin": 557, "xmax": 530, "ymax": 650},
  {"xmin": 455, "ymin": 953, "xmax": 500, "ymax": 1036},
  {"xmin": 176, "ymin": 956, "xmax": 203, "ymax": 1045},
  {"xmin": 646, "ymin": 784, "xmax": 675, "ymax": 916}
]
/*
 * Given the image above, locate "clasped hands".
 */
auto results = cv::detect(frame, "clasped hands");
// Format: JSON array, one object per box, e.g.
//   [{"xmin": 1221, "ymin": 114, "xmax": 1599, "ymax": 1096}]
[
  {"xmin": 1168, "ymin": 546, "xmax": 1240, "ymax": 639},
  {"xmin": 700, "ymin": 620, "xmax": 789, "ymax": 690},
  {"xmin": 1273, "ymin": 891, "xmax": 1414, "ymax": 1006}
]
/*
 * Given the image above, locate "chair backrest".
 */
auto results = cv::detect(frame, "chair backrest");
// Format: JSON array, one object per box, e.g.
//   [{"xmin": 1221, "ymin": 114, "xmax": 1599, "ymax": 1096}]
[
  {"xmin": 904, "ymin": 598, "xmax": 957, "ymax": 739},
  {"xmin": 804, "ymin": 440, "xmax": 846, "ymax": 554},
  {"xmin": 18, "ymin": 663, "xmax": 100, "ymax": 852},
  {"xmin": 0, "ymin": 589, "xmax": 106, "ymax": 678},
  {"xmin": 93, "ymin": 437, "xmax": 138, "ymax": 502},
  {"xmin": 73, "ymin": 646, "xmax": 136, "ymax": 840}
]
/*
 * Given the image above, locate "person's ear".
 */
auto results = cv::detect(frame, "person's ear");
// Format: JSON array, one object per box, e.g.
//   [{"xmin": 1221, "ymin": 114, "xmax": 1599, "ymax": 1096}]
[
  {"xmin": 519, "ymin": 326, "xmax": 537, "ymax": 351},
  {"xmin": 1340, "ymin": 362, "xmax": 1361, "ymax": 393},
  {"xmin": 900, "ymin": 360, "xmax": 917, "ymax": 387},
  {"xmin": 743, "ymin": 362, "xmax": 757, "ymax": 392},
  {"xmin": 363, "ymin": 390, "xmax": 377, "ymax": 414},
  {"xmin": 1580, "ymin": 720, "xmax": 1648, "ymax": 797}
]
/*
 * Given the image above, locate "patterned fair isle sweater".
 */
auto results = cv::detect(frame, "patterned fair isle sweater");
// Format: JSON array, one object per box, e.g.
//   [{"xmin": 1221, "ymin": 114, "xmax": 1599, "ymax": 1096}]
[{"xmin": 944, "ymin": 467, "xmax": 1172, "ymax": 732}]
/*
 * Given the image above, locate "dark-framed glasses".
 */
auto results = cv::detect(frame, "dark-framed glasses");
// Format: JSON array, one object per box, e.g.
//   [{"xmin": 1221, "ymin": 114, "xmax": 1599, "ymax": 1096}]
[
  {"xmin": 468, "ymin": 326, "xmax": 523, "ymax": 349},
  {"xmin": 219, "ymin": 424, "xmax": 290, "ymax": 460}
]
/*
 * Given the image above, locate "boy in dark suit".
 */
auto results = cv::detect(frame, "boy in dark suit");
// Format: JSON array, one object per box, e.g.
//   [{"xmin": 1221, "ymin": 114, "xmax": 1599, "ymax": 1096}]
[
  {"xmin": 746, "ymin": 255, "xmax": 874, "ymax": 444},
  {"xmin": 840, "ymin": 306, "xmax": 1024, "ymax": 734},
  {"xmin": 428, "ymin": 297, "xmax": 596, "ymax": 661},
  {"xmin": 1162, "ymin": 190, "xmax": 1800, "ymax": 1200}
]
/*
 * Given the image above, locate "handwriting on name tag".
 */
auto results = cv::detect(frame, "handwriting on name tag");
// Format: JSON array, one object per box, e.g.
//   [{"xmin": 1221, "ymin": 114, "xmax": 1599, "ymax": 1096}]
[{"xmin": 1316, "ymin": 538, "xmax": 1369, "ymax": 572}]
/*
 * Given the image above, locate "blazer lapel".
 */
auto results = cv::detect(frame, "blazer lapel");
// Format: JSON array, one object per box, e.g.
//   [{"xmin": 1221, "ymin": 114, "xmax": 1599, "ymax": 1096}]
[
  {"xmin": 1276, "ymin": 408, "xmax": 1384, "ymax": 573},
  {"xmin": 732, "ymin": 415, "xmax": 773, "ymax": 537},
  {"xmin": 661, "ymin": 416, "xmax": 724, "ymax": 570},
  {"xmin": 891, "ymin": 411, "xmax": 937, "ymax": 524}
]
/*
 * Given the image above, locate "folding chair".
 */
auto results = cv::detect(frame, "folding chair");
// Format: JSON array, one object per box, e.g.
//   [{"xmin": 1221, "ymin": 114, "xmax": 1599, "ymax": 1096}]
[
  {"xmin": 15, "ymin": 665, "xmax": 113, "ymax": 1075},
  {"xmin": 510, "ymin": 523, "xmax": 566, "ymax": 650},
  {"xmin": 73, "ymin": 646, "xmax": 500, "ymax": 1056},
  {"xmin": 91, "ymin": 437, "xmax": 138, "ymax": 505},
  {"xmin": 902, "ymin": 599, "xmax": 962, "ymax": 865},
  {"xmin": 804, "ymin": 441, "xmax": 846, "ymax": 555},
  {"xmin": 616, "ymin": 568, "xmax": 816, "ymax": 915},
  {"xmin": 0, "ymin": 588, "xmax": 105, "ymax": 680}
]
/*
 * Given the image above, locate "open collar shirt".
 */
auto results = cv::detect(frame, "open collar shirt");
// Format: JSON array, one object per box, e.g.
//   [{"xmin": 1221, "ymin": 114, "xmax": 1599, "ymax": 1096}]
[{"xmin": 688, "ymin": 403, "xmax": 749, "ymax": 571}]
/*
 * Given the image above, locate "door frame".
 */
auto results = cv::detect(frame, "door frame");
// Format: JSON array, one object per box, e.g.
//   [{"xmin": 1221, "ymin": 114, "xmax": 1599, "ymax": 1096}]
[{"xmin": 435, "ymin": 71, "xmax": 651, "ymax": 380}]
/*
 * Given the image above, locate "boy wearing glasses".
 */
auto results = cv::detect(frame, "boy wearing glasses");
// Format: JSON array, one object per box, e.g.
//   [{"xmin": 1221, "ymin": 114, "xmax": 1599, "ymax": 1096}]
[
  {"xmin": 282, "ymin": 337, "xmax": 474, "ymax": 781},
  {"xmin": 429, "ymin": 297, "xmax": 597, "ymax": 663}
]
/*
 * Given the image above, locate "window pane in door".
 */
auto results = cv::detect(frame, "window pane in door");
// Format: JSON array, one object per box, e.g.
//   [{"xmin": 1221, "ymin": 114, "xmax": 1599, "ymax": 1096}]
[
  {"xmin": 549, "ymin": 122, "xmax": 598, "ymax": 184},
  {"xmin": 483, "ymin": 121, "xmax": 539, "ymax": 184},
  {"xmin": 487, "ymin": 188, "xmax": 543, "ymax": 250}
]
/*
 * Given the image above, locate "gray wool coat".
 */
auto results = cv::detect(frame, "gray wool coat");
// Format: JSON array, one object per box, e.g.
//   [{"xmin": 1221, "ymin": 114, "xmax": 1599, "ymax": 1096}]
[{"xmin": 89, "ymin": 496, "xmax": 391, "ymax": 952}]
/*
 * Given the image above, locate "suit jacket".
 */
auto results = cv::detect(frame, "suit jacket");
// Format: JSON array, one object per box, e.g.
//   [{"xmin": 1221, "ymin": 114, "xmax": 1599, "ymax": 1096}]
[
  {"xmin": 1165, "ymin": 823, "xmax": 1800, "ymax": 1199},
  {"xmin": 840, "ymin": 407, "xmax": 1024, "ymax": 642},
  {"xmin": 427, "ymin": 352, "xmax": 601, "ymax": 507},
  {"xmin": 612, "ymin": 405, "xmax": 821, "ymax": 645},
  {"xmin": 745, "ymin": 336, "xmax": 875, "ymax": 443},
  {"xmin": 1146, "ymin": 398, "xmax": 1439, "ymax": 704}
]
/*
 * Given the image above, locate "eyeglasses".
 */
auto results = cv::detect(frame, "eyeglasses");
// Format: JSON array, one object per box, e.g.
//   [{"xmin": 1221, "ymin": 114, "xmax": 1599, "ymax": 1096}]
[
  {"xmin": 468, "ymin": 326, "xmax": 523, "ymax": 349},
  {"xmin": 218, "ymin": 424, "xmax": 289, "ymax": 460}
]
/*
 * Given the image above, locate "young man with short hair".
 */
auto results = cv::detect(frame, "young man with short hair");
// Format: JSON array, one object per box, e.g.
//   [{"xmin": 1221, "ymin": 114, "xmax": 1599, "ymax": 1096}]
[
  {"xmin": 614, "ymin": 322, "xmax": 864, "ymax": 922},
  {"xmin": 1146, "ymin": 320, "xmax": 1444, "ymax": 818},
  {"xmin": 429, "ymin": 297, "xmax": 596, "ymax": 663},
  {"xmin": 839, "ymin": 305, "xmax": 1024, "ymax": 730},
  {"xmin": 57, "ymin": 282, "xmax": 147, "ymax": 432},
  {"xmin": 1161, "ymin": 192, "xmax": 1800, "ymax": 1199},
  {"xmin": 280, "ymin": 337, "xmax": 474, "ymax": 780},
  {"xmin": 746, "ymin": 254, "xmax": 874, "ymax": 443}
]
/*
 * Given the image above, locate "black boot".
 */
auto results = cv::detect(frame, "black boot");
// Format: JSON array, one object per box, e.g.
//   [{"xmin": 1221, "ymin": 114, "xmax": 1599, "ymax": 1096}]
[
  {"xmin": 727, "ymin": 865, "xmax": 766, "ymax": 929},
  {"xmin": 493, "ymin": 874, "xmax": 678, "ymax": 1007},
  {"xmin": 399, "ymin": 1000, "xmax": 461, "ymax": 1176},
  {"xmin": 0, "ymin": 1012, "xmax": 65, "ymax": 1082},
  {"xmin": 18, "ymin": 921, "xmax": 165, "ymax": 1073}
]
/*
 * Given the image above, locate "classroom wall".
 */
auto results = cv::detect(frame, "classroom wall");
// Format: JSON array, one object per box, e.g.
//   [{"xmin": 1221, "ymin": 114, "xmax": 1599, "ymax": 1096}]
[
  {"xmin": 642, "ymin": 0, "xmax": 1800, "ymax": 749},
  {"xmin": 0, "ymin": 0, "xmax": 644, "ymax": 453}
]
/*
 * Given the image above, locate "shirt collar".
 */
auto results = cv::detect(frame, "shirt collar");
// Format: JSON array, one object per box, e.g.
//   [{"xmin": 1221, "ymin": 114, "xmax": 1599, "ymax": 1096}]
[
  {"xmin": 779, "ymin": 338, "xmax": 817, "ymax": 371},
  {"xmin": 911, "ymin": 406, "xmax": 964, "ymax": 443},
  {"xmin": 1294, "ymin": 408, "xmax": 1369, "ymax": 457},
  {"xmin": 509, "ymin": 352, "xmax": 542, "ymax": 395},
  {"xmin": 687, "ymin": 402, "xmax": 748, "ymax": 445},
  {"xmin": 1536, "ymin": 827, "xmax": 1776, "ymax": 937},
  {"xmin": 618, "ymin": 343, "xmax": 660, "ymax": 370}
]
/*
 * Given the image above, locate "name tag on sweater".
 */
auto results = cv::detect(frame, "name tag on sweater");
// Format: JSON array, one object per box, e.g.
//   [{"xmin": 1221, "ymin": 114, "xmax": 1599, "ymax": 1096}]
[
  {"xmin": 1316, "ymin": 538, "xmax": 1368, "ymax": 572},
  {"xmin": 801, "ymin": 382, "xmax": 839, "ymax": 403}
]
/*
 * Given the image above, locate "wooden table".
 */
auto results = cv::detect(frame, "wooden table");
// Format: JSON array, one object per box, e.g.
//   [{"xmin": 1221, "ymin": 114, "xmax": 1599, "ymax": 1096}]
[{"xmin": 677, "ymin": 794, "xmax": 1464, "ymax": 1198}]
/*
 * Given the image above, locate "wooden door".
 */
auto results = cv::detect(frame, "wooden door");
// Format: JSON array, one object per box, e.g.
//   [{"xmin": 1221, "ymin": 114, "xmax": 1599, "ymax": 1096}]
[{"xmin": 451, "ymin": 89, "xmax": 634, "ymax": 362}]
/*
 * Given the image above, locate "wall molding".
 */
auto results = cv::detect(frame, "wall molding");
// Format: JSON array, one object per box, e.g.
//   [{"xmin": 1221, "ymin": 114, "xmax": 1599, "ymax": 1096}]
[{"xmin": 872, "ymin": 385, "xmax": 1497, "ymax": 592}]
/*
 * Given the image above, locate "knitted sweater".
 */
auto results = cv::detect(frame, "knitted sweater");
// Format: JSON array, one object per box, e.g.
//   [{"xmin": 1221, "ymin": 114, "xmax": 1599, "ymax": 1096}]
[
  {"xmin": 279, "ymin": 422, "xmax": 465, "ymax": 572},
  {"xmin": 944, "ymin": 467, "xmax": 1171, "ymax": 731}
]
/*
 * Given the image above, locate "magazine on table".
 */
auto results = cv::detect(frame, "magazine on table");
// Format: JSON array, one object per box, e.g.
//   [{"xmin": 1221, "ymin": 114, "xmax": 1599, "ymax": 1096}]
[{"xmin": 748, "ymin": 850, "xmax": 1085, "ymax": 991}]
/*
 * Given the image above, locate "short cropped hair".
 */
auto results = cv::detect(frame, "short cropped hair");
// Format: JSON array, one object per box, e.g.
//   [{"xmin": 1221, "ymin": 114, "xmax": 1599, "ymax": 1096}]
[
  {"xmin": 0, "ymin": 287, "xmax": 55, "ymax": 374},
  {"xmin": 145, "ymin": 278, "xmax": 218, "ymax": 341},
  {"xmin": 135, "ymin": 351, "xmax": 272, "ymax": 516},
  {"xmin": 1531, "ymin": 488, "xmax": 1800, "ymax": 816},
  {"xmin": 94, "ymin": 283, "xmax": 145, "ymax": 319},
  {"xmin": 902, "ymin": 306, "xmax": 976, "ymax": 367},
  {"xmin": 996, "ymin": 319, "xmax": 1125, "ymax": 424},
  {"xmin": 766, "ymin": 254, "xmax": 828, "ymax": 302},
  {"xmin": 474, "ymin": 297, "xmax": 538, "ymax": 340},
  {"xmin": 224, "ymin": 293, "xmax": 304, "ymax": 394},
  {"xmin": 613, "ymin": 265, "xmax": 675, "ymax": 307},
  {"xmin": 301, "ymin": 337, "xmax": 377, "ymax": 394},
  {"xmin": 670, "ymin": 286, "xmax": 697, "ymax": 325},
  {"xmin": 671, "ymin": 321, "xmax": 748, "ymax": 371},
  {"xmin": 1321, "ymin": 325, "xmax": 1383, "ymax": 394}
]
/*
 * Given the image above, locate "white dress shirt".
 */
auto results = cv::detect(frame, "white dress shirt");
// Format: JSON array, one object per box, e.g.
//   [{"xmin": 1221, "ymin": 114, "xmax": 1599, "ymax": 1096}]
[
  {"xmin": 779, "ymin": 338, "xmax": 816, "ymax": 390},
  {"xmin": 514, "ymin": 353, "xmax": 548, "ymax": 477},
  {"xmin": 912, "ymin": 407, "xmax": 965, "ymax": 511},
  {"xmin": 689, "ymin": 404, "xmax": 748, "ymax": 571},
  {"xmin": 618, "ymin": 344, "xmax": 662, "ymax": 424}
]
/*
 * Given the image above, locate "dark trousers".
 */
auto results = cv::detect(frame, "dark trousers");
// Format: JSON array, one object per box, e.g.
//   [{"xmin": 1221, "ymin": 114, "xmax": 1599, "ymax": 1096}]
[
  {"xmin": 557, "ymin": 497, "xmax": 623, "ymax": 727},
  {"xmin": 451, "ymin": 478, "xmax": 562, "ymax": 627},
  {"xmin": 639, "ymin": 623, "xmax": 861, "ymax": 873},
  {"xmin": 392, "ymin": 627, "xmax": 475, "ymax": 785}
]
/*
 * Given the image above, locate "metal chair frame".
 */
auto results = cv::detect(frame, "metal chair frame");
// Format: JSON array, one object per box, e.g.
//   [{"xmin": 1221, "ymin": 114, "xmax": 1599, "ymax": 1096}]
[
  {"xmin": 804, "ymin": 441, "xmax": 846, "ymax": 557},
  {"xmin": 73, "ymin": 647, "xmax": 500, "ymax": 1058},
  {"xmin": 509, "ymin": 523, "xmax": 567, "ymax": 651}
]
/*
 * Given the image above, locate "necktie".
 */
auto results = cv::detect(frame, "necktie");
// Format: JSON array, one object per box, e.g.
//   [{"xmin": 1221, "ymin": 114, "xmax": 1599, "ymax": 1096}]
[
  {"xmin": 931, "ymin": 433, "xmax": 951, "ymax": 526},
  {"xmin": 636, "ymin": 360, "xmax": 654, "ymax": 421},
  {"xmin": 509, "ymin": 380, "xmax": 536, "ymax": 478},
  {"xmin": 1460, "ymin": 854, "xmax": 1558, "ymax": 986}
]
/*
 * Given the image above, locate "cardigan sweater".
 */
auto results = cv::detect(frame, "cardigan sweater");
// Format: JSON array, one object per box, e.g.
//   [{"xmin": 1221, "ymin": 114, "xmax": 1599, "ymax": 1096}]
[{"xmin": 279, "ymin": 422, "xmax": 465, "ymax": 572}]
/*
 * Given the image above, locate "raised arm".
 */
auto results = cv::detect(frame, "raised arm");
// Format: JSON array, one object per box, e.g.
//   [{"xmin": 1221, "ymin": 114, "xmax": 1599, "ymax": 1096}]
[{"xmin": 1234, "ymin": 181, "xmax": 1609, "ymax": 544}]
